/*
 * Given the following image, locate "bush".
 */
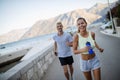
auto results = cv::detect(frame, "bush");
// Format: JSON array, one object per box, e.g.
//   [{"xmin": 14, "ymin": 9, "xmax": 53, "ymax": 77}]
[
  {"xmin": 106, "ymin": 2, "xmax": 120, "ymax": 19},
  {"xmin": 105, "ymin": 25, "xmax": 112, "ymax": 29}
]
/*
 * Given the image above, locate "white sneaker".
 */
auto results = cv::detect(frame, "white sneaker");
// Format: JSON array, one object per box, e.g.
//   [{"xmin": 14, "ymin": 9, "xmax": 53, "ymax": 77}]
[{"xmin": 71, "ymin": 74, "xmax": 75, "ymax": 80}]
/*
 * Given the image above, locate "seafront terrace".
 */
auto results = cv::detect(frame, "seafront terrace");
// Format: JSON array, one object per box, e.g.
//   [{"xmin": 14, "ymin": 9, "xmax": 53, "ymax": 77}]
[{"xmin": 0, "ymin": 26, "xmax": 120, "ymax": 80}]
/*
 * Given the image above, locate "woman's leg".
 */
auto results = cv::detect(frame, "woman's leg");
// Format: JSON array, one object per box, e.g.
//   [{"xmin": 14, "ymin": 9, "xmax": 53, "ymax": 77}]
[
  {"xmin": 93, "ymin": 68, "xmax": 101, "ymax": 80},
  {"xmin": 83, "ymin": 71, "xmax": 92, "ymax": 80}
]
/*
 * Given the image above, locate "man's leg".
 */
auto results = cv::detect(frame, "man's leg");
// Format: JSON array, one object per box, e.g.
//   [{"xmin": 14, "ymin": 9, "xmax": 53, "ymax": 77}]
[
  {"xmin": 67, "ymin": 56, "xmax": 74, "ymax": 80},
  {"xmin": 68, "ymin": 64, "xmax": 74, "ymax": 77},
  {"xmin": 63, "ymin": 65, "xmax": 70, "ymax": 80}
]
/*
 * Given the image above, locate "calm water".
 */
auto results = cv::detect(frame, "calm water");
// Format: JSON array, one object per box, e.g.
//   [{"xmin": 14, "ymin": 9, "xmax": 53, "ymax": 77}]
[{"xmin": 0, "ymin": 33, "xmax": 55, "ymax": 56}]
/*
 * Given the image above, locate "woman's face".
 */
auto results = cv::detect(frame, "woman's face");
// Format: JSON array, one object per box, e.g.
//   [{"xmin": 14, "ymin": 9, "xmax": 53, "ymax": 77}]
[{"xmin": 77, "ymin": 19, "xmax": 87, "ymax": 32}]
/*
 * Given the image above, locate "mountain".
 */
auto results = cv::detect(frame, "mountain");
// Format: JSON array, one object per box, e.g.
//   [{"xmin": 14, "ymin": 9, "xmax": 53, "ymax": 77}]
[
  {"xmin": 0, "ymin": 2, "xmax": 117, "ymax": 44},
  {"xmin": 21, "ymin": 9, "xmax": 101, "ymax": 39},
  {"xmin": 87, "ymin": 2, "xmax": 117, "ymax": 23},
  {"xmin": 0, "ymin": 28, "xmax": 29, "ymax": 44},
  {"xmin": 87, "ymin": 2, "xmax": 116, "ymax": 16},
  {"xmin": 87, "ymin": 3, "xmax": 108, "ymax": 16}
]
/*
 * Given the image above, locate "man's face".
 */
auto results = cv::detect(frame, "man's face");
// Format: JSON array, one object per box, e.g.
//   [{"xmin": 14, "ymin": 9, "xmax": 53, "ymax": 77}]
[{"xmin": 57, "ymin": 23, "xmax": 63, "ymax": 32}]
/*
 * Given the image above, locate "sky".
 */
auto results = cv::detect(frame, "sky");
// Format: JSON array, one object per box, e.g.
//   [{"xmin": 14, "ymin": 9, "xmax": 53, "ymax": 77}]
[{"xmin": 0, "ymin": 0, "xmax": 118, "ymax": 35}]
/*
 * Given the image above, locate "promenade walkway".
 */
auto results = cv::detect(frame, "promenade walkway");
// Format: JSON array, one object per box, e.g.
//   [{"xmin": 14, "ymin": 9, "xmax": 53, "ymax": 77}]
[
  {"xmin": 101, "ymin": 29, "xmax": 120, "ymax": 38},
  {"xmin": 42, "ymin": 28, "xmax": 120, "ymax": 80},
  {"xmin": 1, "ymin": 26, "xmax": 120, "ymax": 80},
  {"xmin": 42, "ymin": 55, "xmax": 85, "ymax": 80}
]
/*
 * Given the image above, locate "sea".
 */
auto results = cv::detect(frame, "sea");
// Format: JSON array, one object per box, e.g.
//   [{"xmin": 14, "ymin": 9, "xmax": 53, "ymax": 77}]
[{"xmin": 0, "ymin": 33, "xmax": 56, "ymax": 56}]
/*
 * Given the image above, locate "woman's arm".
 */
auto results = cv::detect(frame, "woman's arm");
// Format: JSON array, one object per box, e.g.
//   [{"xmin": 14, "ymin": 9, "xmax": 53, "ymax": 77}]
[
  {"xmin": 91, "ymin": 32, "xmax": 104, "ymax": 53},
  {"xmin": 73, "ymin": 34, "xmax": 88, "ymax": 54}
]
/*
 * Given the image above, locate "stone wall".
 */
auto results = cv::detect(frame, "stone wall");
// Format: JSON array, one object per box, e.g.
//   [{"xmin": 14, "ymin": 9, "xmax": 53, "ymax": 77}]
[{"xmin": 0, "ymin": 44, "xmax": 55, "ymax": 80}]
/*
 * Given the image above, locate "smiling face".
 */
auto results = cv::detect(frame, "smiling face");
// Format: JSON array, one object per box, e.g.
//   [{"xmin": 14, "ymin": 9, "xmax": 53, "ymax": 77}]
[
  {"xmin": 77, "ymin": 18, "xmax": 87, "ymax": 32},
  {"xmin": 56, "ymin": 22, "xmax": 63, "ymax": 33}
]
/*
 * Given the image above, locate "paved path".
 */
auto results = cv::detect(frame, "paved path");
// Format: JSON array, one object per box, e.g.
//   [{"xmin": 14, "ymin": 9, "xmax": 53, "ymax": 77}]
[
  {"xmin": 101, "ymin": 29, "xmax": 120, "ymax": 39},
  {"xmin": 42, "ymin": 27, "xmax": 120, "ymax": 80},
  {"xmin": 42, "ymin": 55, "xmax": 85, "ymax": 80}
]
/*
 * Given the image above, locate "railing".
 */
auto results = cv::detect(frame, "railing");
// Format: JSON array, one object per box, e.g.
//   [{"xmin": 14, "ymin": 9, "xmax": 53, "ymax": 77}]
[{"xmin": 0, "ymin": 43, "xmax": 55, "ymax": 80}]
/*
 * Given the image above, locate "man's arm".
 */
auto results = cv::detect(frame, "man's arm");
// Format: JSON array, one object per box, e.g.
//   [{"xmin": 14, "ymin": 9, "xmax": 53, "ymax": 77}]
[
  {"xmin": 66, "ymin": 41, "xmax": 73, "ymax": 47},
  {"xmin": 54, "ymin": 42, "xmax": 58, "ymax": 56},
  {"xmin": 66, "ymin": 33, "xmax": 73, "ymax": 47}
]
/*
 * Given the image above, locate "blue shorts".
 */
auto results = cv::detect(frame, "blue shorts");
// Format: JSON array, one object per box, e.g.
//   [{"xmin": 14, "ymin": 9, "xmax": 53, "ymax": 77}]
[{"xmin": 80, "ymin": 56, "xmax": 100, "ymax": 72}]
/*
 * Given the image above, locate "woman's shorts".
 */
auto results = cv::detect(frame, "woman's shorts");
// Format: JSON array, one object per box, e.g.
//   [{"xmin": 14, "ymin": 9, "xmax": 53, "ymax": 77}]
[
  {"xmin": 59, "ymin": 56, "xmax": 74, "ymax": 66},
  {"xmin": 80, "ymin": 56, "xmax": 100, "ymax": 72}
]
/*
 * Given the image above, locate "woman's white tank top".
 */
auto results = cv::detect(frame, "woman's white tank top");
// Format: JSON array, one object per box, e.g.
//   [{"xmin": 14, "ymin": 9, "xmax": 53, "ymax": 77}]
[{"xmin": 77, "ymin": 31, "xmax": 95, "ymax": 54}]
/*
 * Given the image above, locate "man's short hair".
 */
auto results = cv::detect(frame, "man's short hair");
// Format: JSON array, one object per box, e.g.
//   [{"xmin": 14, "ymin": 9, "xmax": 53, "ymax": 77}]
[
  {"xmin": 56, "ymin": 22, "xmax": 63, "ymax": 27},
  {"xmin": 57, "ymin": 22, "xmax": 62, "ymax": 25}
]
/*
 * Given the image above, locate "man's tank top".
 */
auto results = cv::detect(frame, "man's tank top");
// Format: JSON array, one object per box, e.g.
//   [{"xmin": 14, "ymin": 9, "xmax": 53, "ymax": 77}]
[{"xmin": 77, "ymin": 31, "xmax": 95, "ymax": 54}]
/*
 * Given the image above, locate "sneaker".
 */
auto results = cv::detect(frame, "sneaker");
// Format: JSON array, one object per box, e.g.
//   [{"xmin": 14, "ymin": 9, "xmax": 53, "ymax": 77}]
[{"xmin": 71, "ymin": 74, "xmax": 75, "ymax": 80}]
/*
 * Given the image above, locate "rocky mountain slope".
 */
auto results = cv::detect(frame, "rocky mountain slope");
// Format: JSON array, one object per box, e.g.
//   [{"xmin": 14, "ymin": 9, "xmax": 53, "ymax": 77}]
[
  {"xmin": 0, "ymin": 28, "xmax": 28, "ymax": 44},
  {"xmin": 0, "ymin": 2, "xmax": 116, "ymax": 44},
  {"xmin": 21, "ymin": 9, "xmax": 101, "ymax": 39}
]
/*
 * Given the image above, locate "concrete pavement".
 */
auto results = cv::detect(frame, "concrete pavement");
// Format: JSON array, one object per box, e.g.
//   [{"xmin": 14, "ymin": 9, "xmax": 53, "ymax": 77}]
[
  {"xmin": 100, "ymin": 29, "xmax": 120, "ymax": 38},
  {"xmin": 42, "ymin": 27, "xmax": 120, "ymax": 80},
  {"xmin": 41, "ymin": 55, "xmax": 86, "ymax": 80}
]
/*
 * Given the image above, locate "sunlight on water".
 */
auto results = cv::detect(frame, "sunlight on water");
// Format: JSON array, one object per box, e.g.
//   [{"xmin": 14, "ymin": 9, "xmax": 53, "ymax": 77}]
[{"xmin": 0, "ymin": 33, "xmax": 55, "ymax": 56}]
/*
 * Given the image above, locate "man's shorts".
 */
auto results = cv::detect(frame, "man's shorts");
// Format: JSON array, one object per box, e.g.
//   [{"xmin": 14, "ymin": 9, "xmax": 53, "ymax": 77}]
[
  {"xmin": 80, "ymin": 56, "xmax": 100, "ymax": 72},
  {"xmin": 59, "ymin": 56, "xmax": 74, "ymax": 66}
]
